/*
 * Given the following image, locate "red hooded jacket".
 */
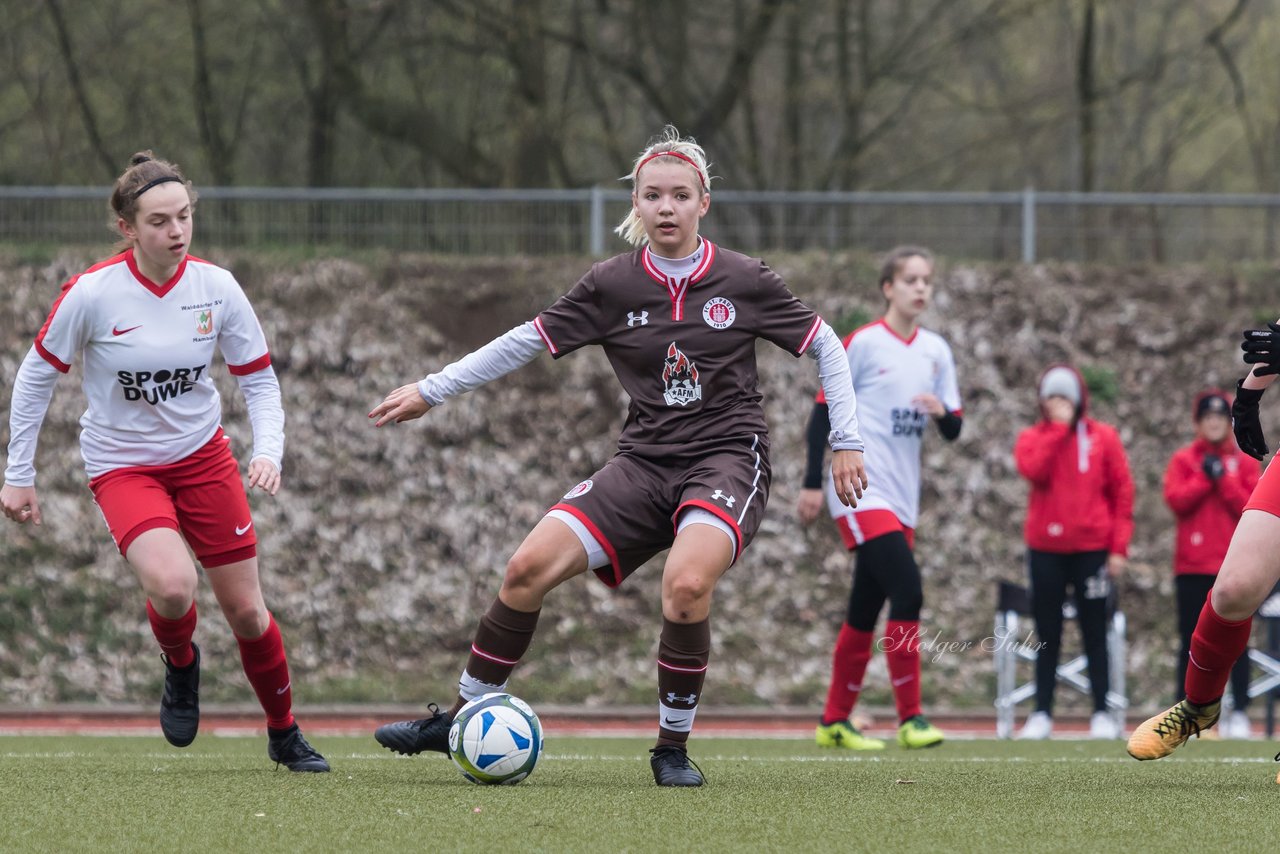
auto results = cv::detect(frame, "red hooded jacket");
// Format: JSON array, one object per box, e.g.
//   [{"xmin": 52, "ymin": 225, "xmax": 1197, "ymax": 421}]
[
  {"xmin": 1014, "ymin": 364, "xmax": 1135, "ymax": 556},
  {"xmin": 1163, "ymin": 390, "xmax": 1261, "ymax": 575}
]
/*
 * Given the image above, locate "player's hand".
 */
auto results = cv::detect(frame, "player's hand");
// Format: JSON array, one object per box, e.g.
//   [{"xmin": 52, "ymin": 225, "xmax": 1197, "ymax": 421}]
[
  {"xmin": 912, "ymin": 393, "xmax": 946, "ymax": 417},
  {"xmin": 247, "ymin": 458, "xmax": 282, "ymax": 496},
  {"xmin": 796, "ymin": 488, "xmax": 825, "ymax": 526},
  {"xmin": 1106, "ymin": 553, "xmax": 1127, "ymax": 579},
  {"xmin": 370, "ymin": 383, "xmax": 433, "ymax": 427},
  {"xmin": 831, "ymin": 450, "xmax": 866, "ymax": 508},
  {"xmin": 1232, "ymin": 380, "xmax": 1268, "ymax": 460},
  {"xmin": 1044, "ymin": 397, "xmax": 1075, "ymax": 424},
  {"xmin": 1, "ymin": 483, "xmax": 42, "ymax": 525},
  {"xmin": 1242, "ymin": 322, "xmax": 1280, "ymax": 376}
]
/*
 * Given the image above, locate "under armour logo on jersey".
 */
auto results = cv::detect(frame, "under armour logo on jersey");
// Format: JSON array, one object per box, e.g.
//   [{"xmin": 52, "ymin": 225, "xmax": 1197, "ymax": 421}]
[
  {"xmin": 627, "ymin": 310, "xmax": 649, "ymax": 327},
  {"xmin": 711, "ymin": 489, "xmax": 736, "ymax": 507},
  {"xmin": 665, "ymin": 692, "xmax": 698, "ymax": 705}
]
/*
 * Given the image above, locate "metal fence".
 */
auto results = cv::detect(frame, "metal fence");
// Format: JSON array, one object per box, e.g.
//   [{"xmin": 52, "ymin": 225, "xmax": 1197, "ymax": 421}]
[{"xmin": 2, "ymin": 186, "xmax": 1279, "ymax": 263}]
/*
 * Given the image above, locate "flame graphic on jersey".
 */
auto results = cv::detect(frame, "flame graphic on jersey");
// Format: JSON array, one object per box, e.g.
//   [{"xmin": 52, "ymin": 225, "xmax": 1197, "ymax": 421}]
[{"xmin": 662, "ymin": 342, "xmax": 702, "ymax": 407}]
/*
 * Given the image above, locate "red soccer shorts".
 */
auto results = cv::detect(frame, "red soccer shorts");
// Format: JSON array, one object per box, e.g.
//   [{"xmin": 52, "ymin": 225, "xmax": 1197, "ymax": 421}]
[
  {"xmin": 1245, "ymin": 455, "xmax": 1280, "ymax": 519},
  {"xmin": 88, "ymin": 428, "xmax": 257, "ymax": 568},
  {"xmin": 835, "ymin": 508, "xmax": 916, "ymax": 551}
]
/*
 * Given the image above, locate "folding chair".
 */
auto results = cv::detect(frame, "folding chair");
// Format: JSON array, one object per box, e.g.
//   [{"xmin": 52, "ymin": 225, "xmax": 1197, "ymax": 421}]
[
  {"xmin": 993, "ymin": 580, "xmax": 1127, "ymax": 738},
  {"xmin": 1243, "ymin": 583, "xmax": 1280, "ymax": 738}
]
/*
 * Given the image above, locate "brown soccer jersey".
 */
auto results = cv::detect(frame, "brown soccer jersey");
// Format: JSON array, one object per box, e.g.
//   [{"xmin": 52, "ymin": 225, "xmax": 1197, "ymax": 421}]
[{"xmin": 534, "ymin": 241, "xmax": 820, "ymax": 460}]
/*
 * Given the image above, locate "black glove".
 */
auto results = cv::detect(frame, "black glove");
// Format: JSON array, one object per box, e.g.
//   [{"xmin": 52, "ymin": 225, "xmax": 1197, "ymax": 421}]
[
  {"xmin": 1202, "ymin": 453, "xmax": 1224, "ymax": 481},
  {"xmin": 1232, "ymin": 380, "xmax": 1268, "ymax": 460},
  {"xmin": 1242, "ymin": 322, "xmax": 1280, "ymax": 376}
]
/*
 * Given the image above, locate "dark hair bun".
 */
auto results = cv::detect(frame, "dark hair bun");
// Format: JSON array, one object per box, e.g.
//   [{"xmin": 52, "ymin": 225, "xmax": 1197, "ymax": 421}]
[{"xmin": 129, "ymin": 151, "xmax": 155, "ymax": 166}]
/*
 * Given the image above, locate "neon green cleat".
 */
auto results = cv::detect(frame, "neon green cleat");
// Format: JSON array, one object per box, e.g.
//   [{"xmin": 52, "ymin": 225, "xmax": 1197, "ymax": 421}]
[
  {"xmin": 897, "ymin": 715, "xmax": 945, "ymax": 749},
  {"xmin": 815, "ymin": 720, "xmax": 885, "ymax": 750}
]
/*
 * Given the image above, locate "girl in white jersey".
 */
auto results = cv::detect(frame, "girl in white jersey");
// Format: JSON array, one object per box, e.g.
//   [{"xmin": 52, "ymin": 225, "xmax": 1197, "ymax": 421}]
[
  {"xmin": 0, "ymin": 152, "xmax": 328, "ymax": 772},
  {"xmin": 368, "ymin": 127, "xmax": 867, "ymax": 787},
  {"xmin": 798, "ymin": 246, "xmax": 962, "ymax": 751}
]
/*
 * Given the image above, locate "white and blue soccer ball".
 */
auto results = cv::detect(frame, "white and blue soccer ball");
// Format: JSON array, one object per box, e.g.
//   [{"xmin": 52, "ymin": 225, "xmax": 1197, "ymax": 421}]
[{"xmin": 448, "ymin": 693, "xmax": 543, "ymax": 785}]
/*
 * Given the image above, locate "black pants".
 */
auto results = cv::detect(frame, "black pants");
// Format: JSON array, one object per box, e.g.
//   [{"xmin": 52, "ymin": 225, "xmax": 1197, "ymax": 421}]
[
  {"xmin": 846, "ymin": 531, "xmax": 923, "ymax": 631},
  {"xmin": 1175, "ymin": 573, "xmax": 1250, "ymax": 709},
  {"xmin": 1028, "ymin": 549, "xmax": 1111, "ymax": 714}
]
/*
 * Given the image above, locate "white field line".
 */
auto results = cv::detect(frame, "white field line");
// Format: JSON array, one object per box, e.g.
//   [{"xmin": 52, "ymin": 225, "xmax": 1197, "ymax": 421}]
[{"xmin": 1, "ymin": 751, "xmax": 1272, "ymax": 765}]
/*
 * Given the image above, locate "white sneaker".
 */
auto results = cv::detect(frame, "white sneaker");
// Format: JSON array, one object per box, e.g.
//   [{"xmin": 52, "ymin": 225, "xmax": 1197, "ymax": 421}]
[
  {"xmin": 1223, "ymin": 710, "xmax": 1253, "ymax": 739},
  {"xmin": 1090, "ymin": 711, "xmax": 1120, "ymax": 739},
  {"xmin": 1018, "ymin": 711, "xmax": 1053, "ymax": 740}
]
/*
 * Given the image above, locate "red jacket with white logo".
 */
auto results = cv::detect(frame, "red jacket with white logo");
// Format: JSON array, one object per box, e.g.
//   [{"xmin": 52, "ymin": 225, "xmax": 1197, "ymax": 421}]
[
  {"xmin": 1163, "ymin": 436, "xmax": 1260, "ymax": 576},
  {"xmin": 1014, "ymin": 367, "xmax": 1135, "ymax": 556}
]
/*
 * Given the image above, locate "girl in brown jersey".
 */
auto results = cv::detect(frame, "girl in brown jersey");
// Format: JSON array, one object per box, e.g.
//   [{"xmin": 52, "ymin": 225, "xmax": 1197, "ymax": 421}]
[{"xmin": 369, "ymin": 127, "xmax": 866, "ymax": 786}]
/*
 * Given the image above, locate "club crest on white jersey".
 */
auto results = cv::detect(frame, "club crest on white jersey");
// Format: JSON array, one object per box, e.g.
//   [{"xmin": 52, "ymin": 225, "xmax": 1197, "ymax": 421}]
[
  {"xmin": 661, "ymin": 343, "xmax": 701, "ymax": 407},
  {"xmin": 702, "ymin": 297, "xmax": 736, "ymax": 329}
]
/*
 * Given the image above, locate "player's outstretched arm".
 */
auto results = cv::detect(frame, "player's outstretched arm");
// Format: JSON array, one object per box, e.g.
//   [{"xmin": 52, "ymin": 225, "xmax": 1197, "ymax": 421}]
[
  {"xmin": 0, "ymin": 483, "xmax": 42, "ymax": 525},
  {"xmin": 369, "ymin": 383, "xmax": 433, "ymax": 427}
]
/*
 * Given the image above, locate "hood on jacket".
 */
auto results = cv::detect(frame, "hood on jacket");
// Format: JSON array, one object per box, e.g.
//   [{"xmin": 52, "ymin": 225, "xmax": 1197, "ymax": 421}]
[
  {"xmin": 1192, "ymin": 387, "xmax": 1231, "ymax": 422},
  {"xmin": 1037, "ymin": 363, "xmax": 1091, "ymax": 472},
  {"xmin": 1037, "ymin": 363, "xmax": 1089, "ymax": 421}
]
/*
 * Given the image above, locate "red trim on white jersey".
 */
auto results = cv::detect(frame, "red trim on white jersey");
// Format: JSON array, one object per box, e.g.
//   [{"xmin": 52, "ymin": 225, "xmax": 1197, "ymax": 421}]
[
  {"xmin": 34, "ymin": 339, "xmax": 70, "ymax": 373},
  {"xmin": 34, "ymin": 253, "xmax": 129, "ymax": 372},
  {"xmin": 549, "ymin": 502, "xmax": 622, "ymax": 586},
  {"xmin": 228, "ymin": 353, "xmax": 272, "ymax": 376},
  {"xmin": 125, "ymin": 250, "xmax": 189, "ymax": 299},
  {"xmin": 874, "ymin": 317, "xmax": 919, "ymax": 346},
  {"xmin": 532, "ymin": 316, "xmax": 559, "ymax": 355}
]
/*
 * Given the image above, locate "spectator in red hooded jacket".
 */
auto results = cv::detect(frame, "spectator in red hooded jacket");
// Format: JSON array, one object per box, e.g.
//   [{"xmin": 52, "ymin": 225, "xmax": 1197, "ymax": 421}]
[
  {"xmin": 1163, "ymin": 389, "xmax": 1260, "ymax": 738},
  {"xmin": 1013, "ymin": 364, "xmax": 1134, "ymax": 740}
]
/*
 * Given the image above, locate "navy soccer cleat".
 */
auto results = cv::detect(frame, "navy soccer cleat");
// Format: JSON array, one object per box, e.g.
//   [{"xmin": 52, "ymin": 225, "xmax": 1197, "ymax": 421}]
[
  {"xmin": 374, "ymin": 703, "xmax": 452, "ymax": 756},
  {"xmin": 159, "ymin": 643, "xmax": 200, "ymax": 748},
  {"xmin": 649, "ymin": 744, "xmax": 705, "ymax": 787},
  {"xmin": 268, "ymin": 724, "xmax": 331, "ymax": 772}
]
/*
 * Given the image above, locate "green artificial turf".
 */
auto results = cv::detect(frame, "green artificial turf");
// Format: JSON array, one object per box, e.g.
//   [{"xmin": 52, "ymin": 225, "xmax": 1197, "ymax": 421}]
[{"xmin": 0, "ymin": 735, "xmax": 1274, "ymax": 853}]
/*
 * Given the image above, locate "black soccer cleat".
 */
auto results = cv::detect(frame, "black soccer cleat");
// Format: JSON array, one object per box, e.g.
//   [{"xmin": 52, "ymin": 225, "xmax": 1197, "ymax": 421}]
[
  {"xmin": 374, "ymin": 703, "xmax": 452, "ymax": 756},
  {"xmin": 649, "ymin": 744, "xmax": 705, "ymax": 787},
  {"xmin": 159, "ymin": 643, "xmax": 201, "ymax": 748},
  {"xmin": 268, "ymin": 724, "xmax": 331, "ymax": 772}
]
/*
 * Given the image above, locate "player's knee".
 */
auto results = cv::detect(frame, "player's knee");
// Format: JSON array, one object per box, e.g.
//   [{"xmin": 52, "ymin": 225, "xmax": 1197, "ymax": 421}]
[
  {"xmin": 1211, "ymin": 572, "xmax": 1267, "ymax": 621},
  {"xmin": 666, "ymin": 572, "xmax": 715, "ymax": 612},
  {"xmin": 145, "ymin": 573, "xmax": 197, "ymax": 614},
  {"xmin": 503, "ymin": 548, "xmax": 557, "ymax": 596},
  {"xmin": 222, "ymin": 599, "xmax": 268, "ymax": 638}
]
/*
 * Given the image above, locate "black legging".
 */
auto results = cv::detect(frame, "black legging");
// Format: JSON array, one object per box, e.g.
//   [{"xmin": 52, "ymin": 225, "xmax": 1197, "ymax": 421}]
[
  {"xmin": 1175, "ymin": 573, "xmax": 1250, "ymax": 709},
  {"xmin": 1027, "ymin": 549, "xmax": 1111, "ymax": 714},
  {"xmin": 846, "ymin": 531, "xmax": 923, "ymax": 631}
]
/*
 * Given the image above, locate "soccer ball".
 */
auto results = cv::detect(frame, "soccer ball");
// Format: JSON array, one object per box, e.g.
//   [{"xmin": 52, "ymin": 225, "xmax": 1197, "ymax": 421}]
[{"xmin": 448, "ymin": 693, "xmax": 543, "ymax": 785}]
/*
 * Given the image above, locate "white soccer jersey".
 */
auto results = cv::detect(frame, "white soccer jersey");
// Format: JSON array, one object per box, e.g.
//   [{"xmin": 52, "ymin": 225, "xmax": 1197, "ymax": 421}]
[
  {"xmin": 822, "ymin": 319, "xmax": 961, "ymax": 527},
  {"xmin": 20, "ymin": 250, "xmax": 276, "ymax": 478}
]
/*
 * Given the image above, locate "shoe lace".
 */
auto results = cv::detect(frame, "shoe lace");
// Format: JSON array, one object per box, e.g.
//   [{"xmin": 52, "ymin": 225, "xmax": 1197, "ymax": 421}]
[
  {"xmin": 1153, "ymin": 705, "xmax": 1201, "ymax": 740},
  {"xmin": 650, "ymin": 745, "xmax": 705, "ymax": 778},
  {"xmin": 907, "ymin": 716, "xmax": 930, "ymax": 730},
  {"xmin": 416, "ymin": 703, "xmax": 446, "ymax": 732}
]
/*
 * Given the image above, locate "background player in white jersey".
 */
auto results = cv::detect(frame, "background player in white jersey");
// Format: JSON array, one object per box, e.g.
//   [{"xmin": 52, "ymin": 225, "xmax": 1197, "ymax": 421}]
[
  {"xmin": 0, "ymin": 152, "xmax": 328, "ymax": 772},
  {"xmin": 369, "ymin": 126, "xmax": 867, "ymax": 786},
  {"xmin": 798, "ymin": 246, "xmax": 962, "ymax": 751}
]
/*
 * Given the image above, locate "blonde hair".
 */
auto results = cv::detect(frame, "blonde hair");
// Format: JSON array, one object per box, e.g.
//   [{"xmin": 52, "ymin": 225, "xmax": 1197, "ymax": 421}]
[{"xmin": 614, "ymin": 125, "xmax": 713, "ymax": 247}]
